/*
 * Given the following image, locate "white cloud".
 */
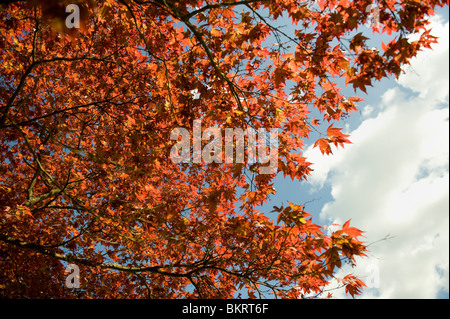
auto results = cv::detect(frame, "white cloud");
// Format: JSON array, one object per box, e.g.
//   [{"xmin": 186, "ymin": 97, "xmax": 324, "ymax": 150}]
[
  {"xmin": 398, "ymin": 15, "xmax": 449, "ymax": 103},
  {"xmin": 304, "ymin": 16, "xmax": 449, "ymax": 298}
]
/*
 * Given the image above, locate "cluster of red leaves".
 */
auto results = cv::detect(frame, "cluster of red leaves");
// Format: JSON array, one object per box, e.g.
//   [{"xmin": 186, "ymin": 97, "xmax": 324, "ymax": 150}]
[{"xmin": 0, "ymin": 0, "xmax": 446, "ymax": 298}]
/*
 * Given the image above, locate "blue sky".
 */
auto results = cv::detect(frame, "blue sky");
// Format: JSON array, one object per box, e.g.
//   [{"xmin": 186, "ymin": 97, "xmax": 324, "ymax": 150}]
[{"xmin": 259, "ymin": 7, "xmax": 449, "ymax": 298}]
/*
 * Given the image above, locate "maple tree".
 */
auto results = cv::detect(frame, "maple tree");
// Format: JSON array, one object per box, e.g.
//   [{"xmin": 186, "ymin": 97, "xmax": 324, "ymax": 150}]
[{"xmin": 0, "ymin": 0, "xmax": 447, "ymax": 298}]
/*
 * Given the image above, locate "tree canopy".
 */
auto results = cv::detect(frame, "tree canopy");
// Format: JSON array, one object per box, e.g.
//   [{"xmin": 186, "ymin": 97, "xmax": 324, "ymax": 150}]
[{"xmin": 0, "ymin": 0, "xmax": 447, "ymax": 298}]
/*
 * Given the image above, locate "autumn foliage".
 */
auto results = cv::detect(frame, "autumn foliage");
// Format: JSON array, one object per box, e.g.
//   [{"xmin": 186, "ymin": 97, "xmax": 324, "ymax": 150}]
[{"xmin": 0, "ymin": 0, "xmax": 446, "ymax": 298}]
